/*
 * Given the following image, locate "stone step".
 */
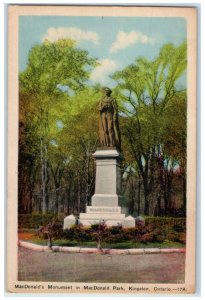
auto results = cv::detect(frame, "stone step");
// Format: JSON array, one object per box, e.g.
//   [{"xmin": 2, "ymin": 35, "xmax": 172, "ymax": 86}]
[{"xmin": 79, "ymin": 219, "xmax": 124, "ymax": 227}]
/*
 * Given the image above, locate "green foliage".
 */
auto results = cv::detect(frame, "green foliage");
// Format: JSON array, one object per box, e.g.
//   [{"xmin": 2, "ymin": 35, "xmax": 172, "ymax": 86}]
[
  {"xmin": 144, "ymin": 217, "xmax": 186, "ymax": 243},
  {"xmin": 20, "ymin": 39, "xmax": 97, "ymax": 95},
  {"xmin": 19, "ymin": 39, "xmax": 98, "ymax": 214},
  {"xmin": 64, "ymin": 225, "xmax": 93, "ymax": 242},
  {"xmin": 90, "ymin": 221, "xmax": 110, "ymax": 248},
  {"xmin": 112, "ymin": 42, "xmax": 187, "ymax": 215},
  {"xmin": 19, "ymin": 217, "xmax": 186, "ymax": 245},
  {"xmin": 18, "ymin": 40, "xmax": 187, "ymax": 218},
  {"xmin": 18, "ymin": 213, "xmax": 64, "ymax": 229},
  {"xmin": 60, "ymin": 87, "xmax": 100, "ymax": 157},
  {"xmin": 145, "ymin": 216, "xmax": 186, "ymax": 228},
  {"xmin": 62, "ymin": 217, "xmax": 186, "ymax": 245},
  {"xmin": 38, "ymin": 222, "xmax": 64, "ymax": 241}
]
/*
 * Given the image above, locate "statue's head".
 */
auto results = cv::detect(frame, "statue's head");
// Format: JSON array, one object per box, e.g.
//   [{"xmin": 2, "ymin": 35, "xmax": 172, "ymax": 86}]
[{"xmin": 102, "ymin": 87, "xmax": 112, "ymax": 96}]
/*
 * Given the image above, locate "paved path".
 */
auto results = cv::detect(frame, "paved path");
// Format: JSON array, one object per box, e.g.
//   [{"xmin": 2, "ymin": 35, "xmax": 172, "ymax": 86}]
[{"xmin": 18, "ymin": 247, "xmax": 185, "ymax": 283}]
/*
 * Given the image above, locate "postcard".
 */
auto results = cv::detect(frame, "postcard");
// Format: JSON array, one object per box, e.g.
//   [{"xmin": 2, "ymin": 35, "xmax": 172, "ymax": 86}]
[{"xmin": 7, "ymin": 5, "xmax": 197, "ymax": 294}]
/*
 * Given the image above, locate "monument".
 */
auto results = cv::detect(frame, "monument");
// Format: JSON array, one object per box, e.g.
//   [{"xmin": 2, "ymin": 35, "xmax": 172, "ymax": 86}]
[{"xmin": 64, "ymin": 87, "xmax": 135, "ymax": 229}]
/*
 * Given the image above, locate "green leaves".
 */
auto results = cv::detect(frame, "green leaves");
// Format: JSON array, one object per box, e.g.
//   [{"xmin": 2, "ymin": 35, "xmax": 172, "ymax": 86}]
[
  {"xmin": 111, "ymin": 42, "xmax": 187, "ymax": 215},
  {"xmin": 19, "ymin": 39, "xmax": 187, "ymax": 216},
  {"xmin": 21, "ymin": 38, "xmax": 97, "ymax": 96},
  {"xmin": 112, "ymin": 42, "xmax": 187, "ymax": 148},
  {"xmin": 19, "ymin": 39, "xmax": 99, "ymax": 213}
]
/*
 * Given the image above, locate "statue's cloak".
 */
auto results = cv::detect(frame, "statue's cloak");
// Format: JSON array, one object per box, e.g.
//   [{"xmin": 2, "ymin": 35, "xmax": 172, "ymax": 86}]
[{"xmin": 98, "ymin": 97, "xmax": 121, "ymax": 149}]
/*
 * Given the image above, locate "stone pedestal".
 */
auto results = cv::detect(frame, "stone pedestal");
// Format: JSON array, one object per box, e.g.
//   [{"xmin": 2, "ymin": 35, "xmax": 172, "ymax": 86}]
[
  {"xmin": 78, "ymin": 148, "xmax": 135, "ymax": 228},
  {"xmin": 91, "ymin": 148, "xmax": 123, "ymax": 207}
]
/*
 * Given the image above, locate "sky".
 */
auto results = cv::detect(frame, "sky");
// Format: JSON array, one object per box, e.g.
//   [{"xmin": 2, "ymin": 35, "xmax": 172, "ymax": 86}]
[{"xmin": 19, "ymin": 16, "xmax": 187, "ymax": 87}]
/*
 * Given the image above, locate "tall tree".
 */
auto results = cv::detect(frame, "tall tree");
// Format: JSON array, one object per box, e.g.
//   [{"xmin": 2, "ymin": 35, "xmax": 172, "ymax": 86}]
[
  {"xmin": 58, "ymin": 87, "xmax": 100, "ymax": 213},
  {"xmin": 112, "ymin": 42, "xmax": 187, "ymax": 215},
  {"xmin": 19, "ymin": 39, "xmax": 97, "ymax": 213}
]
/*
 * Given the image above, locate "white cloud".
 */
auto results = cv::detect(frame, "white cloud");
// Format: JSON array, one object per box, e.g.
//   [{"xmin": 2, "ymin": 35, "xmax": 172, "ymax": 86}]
[
  {"xmin": 42, "ymin": 27, "xmax": 100, "ymax": 45},
  {"xmin": 90, "ymin": 59, "xmax": 118, "ymax": 85},
  {"xmin": 110, "ymin": 30, "xmax": 154, "ymax": 53}
]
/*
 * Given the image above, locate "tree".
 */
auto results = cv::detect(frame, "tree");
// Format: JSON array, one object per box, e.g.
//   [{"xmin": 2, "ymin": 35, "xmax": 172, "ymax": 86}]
[
  {"xmin": 19, "ymin": 39, "xmax": 97, "ymax": 214},
  {"xmin": 162, "ymin": 92, "xmax": 187, "ymax": 213},
  {"xmin": 19, "ymin": 40, "xmax": 187, "ymax": 219},
  {"xmin": 57, "ymin": 87, "xmax": 100, "ymax": 213},
  {"xmin": 112, "ymin": 42, "xmax": 187, "ymax": 215}
]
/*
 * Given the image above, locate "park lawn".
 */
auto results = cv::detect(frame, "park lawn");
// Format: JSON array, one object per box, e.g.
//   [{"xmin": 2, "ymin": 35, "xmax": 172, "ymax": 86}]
[
  {"xmin": 18, "ymin": 230, "xmax": 185, "ymax": 249},
  {"xmin": 49, "ymin": 240, "xmax": 185, "ymax": 249}
]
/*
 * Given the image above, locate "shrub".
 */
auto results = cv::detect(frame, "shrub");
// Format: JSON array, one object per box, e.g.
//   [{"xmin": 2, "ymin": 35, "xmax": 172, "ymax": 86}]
[
  {"xmin": 63, "ymin": 217, "xmax": 186, "ymax": 245},
  {"xmin": 19, "ymin": 215, "xmax": 186, "ymax": 245},
  {"xmin": 64, "ymin": 225, "xmax": 93, "ymax": 242},
  {"xmin": 37, "ymin": 223, "xmax": 64, "ymax": 240},
  {"xmin": 177, "ymin": 232, "xmax": 186, "ymax": 244},
  {"xmin": 139, "ymin": 232, "xmax": 154, "ymax": 243},
  {"xmin": 18, "ymin": 213, "xmax": 64, "ymax": 229},
  {"xmin": 144, "ymin": 217, "xmax": 186, "ymax": 244},
  {"xmin": 109, "ymin": 225, "xmax": 122, "ymax": 235},
  {"xmin": 37, "ymin": 222, "xmax": 65, "ymax": 248},
  {"xmin": 123, "ymin": 226, "xmax": 146, "ymax": 243},
  {"xmin": 90, "ymin": 221, "xmax": 110, "ymax": 249}
]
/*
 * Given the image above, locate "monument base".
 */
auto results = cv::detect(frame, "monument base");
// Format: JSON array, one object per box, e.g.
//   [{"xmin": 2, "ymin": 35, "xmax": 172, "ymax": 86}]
[
  {"xmin": 78, "ymin": 206, "xmax": 135, "ymax": 228},
  {"xmin": 79, "ymin": 206, "xmax": 125, "ymax": 227},
  {"xmin": 63, "ymin": 207, "xmax": 135, "ymax": 229},
  {"xmin": 63, "ymin": 148, "xmax": 135, "ymax": 229}
]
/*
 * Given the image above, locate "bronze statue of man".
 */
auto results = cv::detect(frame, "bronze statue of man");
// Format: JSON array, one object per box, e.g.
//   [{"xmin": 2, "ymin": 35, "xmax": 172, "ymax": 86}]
[{"xmin": 98, "ymin": 87, "xmax": 121, "ymax": 150}]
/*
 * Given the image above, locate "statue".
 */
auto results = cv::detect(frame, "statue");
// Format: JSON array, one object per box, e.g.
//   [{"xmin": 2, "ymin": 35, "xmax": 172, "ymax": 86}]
[{"xmin": 98, "ymin": 87, "xmax": 121, "ymax": 150}]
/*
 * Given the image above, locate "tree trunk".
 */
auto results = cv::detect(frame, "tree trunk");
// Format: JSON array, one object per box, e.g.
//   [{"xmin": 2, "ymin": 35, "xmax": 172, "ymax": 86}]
[
  {"xmin": 41, "ymin": 138, "xmax": 46, "ymax": 214},
  {"xmin": 77, "ymin": 177, "xmax": 81, "ymax": 214},
  {"xmin": 48, "ymin": 235, "xmax": 52, "ymax": 249},
  {"xmin": 129, "ymin": 174, "xmax": 135, "ymax": 214},
  {"xmin": 182, "ymin": 175, "xmax": 186, "ymax": 215},
  {"xmin": 66, "ymin": 178, "xmax": 72, "ymax": 215},
  {"xmin": 97, "ymin": 238, "xmax": 101, "ymax": 250},
  {"xmin": 137, "ymin": 173, "xmax": 141, "ymax": 215},
  {"xmin": 142, "ymin": 166, "xmax": 150, "ymax": 216},
  {"xmin": 45, "ymin": 144, "xmax": 49, "ymax": 212},
  {"xmin": 54, "ymin": 185, "xmax": 61, "ymax": 215},
  {"xmin": 144, "ymin": 192, "xmax": 149, "ymax": 216},
  {"xmin": 157, "ymin": 195, "xmax": 161, "ymax": 216}
]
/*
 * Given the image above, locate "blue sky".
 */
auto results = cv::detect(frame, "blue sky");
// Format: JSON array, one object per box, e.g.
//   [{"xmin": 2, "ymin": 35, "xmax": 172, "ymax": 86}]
[{"xmin": 19, "ymin": 16, "xmax": 186, "ymax": 87}]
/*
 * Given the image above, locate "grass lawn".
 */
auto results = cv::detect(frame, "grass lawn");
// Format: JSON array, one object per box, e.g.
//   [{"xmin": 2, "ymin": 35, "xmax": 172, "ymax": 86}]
[{"xmin": 18, "ymin": 230, "xmax": 185, "ymax": 249}]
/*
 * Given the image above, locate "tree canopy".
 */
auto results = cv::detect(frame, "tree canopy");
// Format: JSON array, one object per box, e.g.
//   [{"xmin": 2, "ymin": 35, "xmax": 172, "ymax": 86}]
[{"xmin": 19, "ymin": 40, "xmax": 187, "ymax": 217}]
